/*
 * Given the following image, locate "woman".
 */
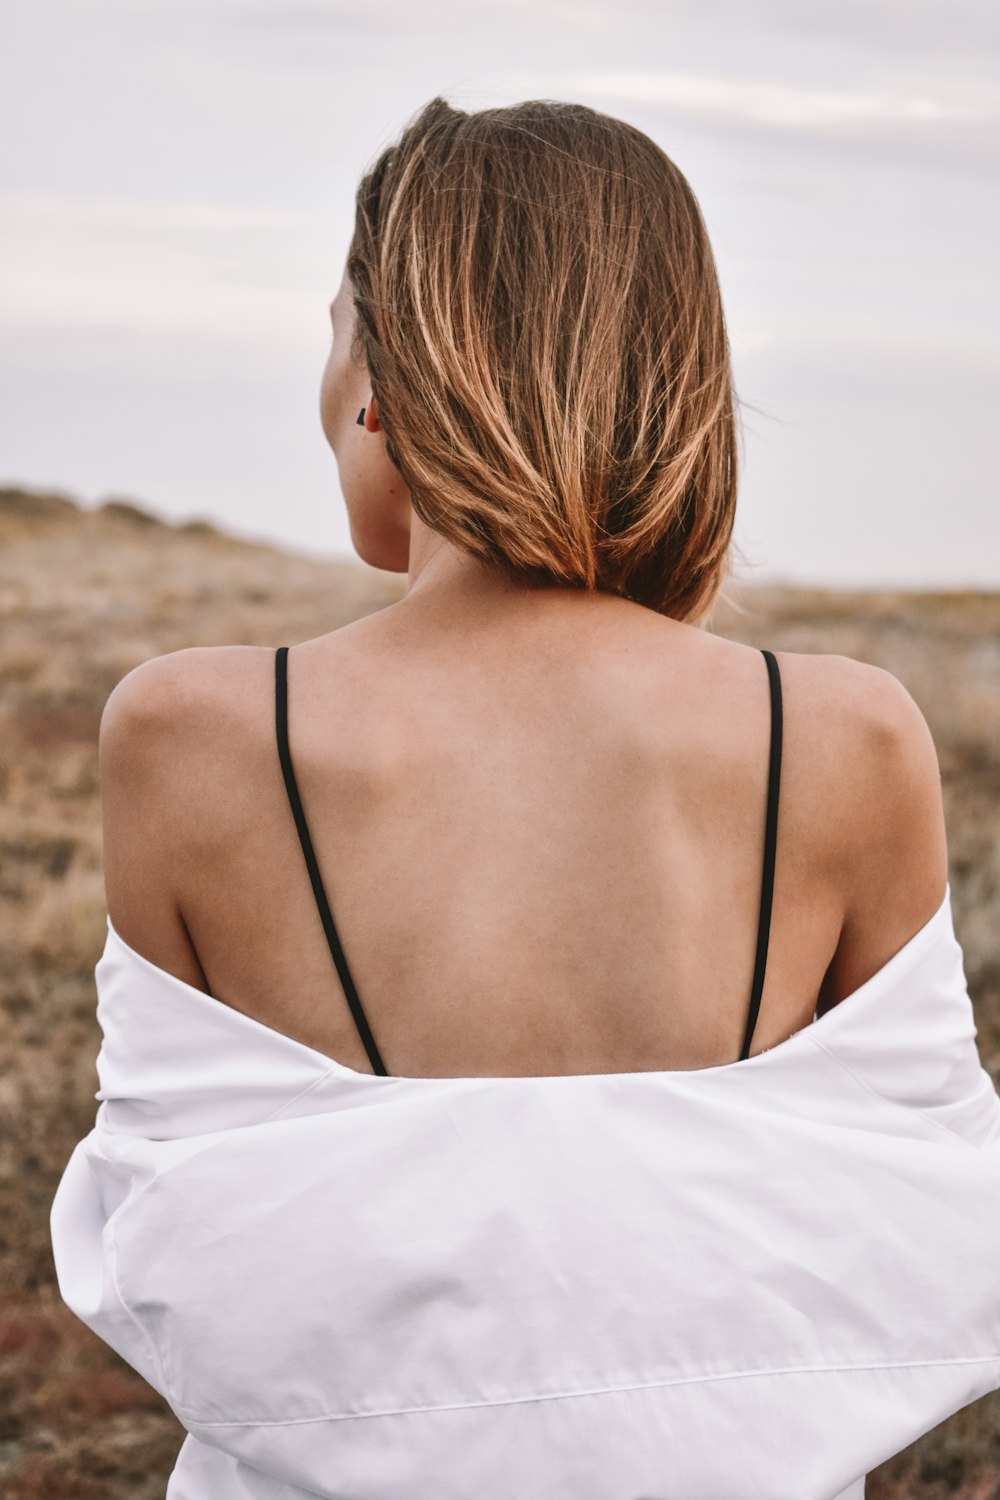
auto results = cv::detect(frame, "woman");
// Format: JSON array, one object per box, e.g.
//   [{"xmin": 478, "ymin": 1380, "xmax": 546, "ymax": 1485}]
[{"xmin": 51, "ymin": 97, "xmax": 1000, "ymax": 1499}]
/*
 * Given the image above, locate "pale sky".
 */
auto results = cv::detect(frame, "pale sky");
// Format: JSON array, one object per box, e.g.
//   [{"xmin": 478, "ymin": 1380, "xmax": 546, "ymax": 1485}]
[{"xmin": 3, "ymin": 0, "xmax": 998, "ymax": 586}]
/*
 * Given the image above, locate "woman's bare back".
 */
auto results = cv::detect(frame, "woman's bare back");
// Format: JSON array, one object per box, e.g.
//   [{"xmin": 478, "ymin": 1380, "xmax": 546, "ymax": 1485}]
[{"xmin": 99, "ymin": 590, "xmax": 949, "ymax": 1079}]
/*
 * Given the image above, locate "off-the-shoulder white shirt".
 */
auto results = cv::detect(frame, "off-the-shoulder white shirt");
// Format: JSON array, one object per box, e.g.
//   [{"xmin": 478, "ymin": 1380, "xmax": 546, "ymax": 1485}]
[{"xmin": 49, "ymin": 881, "xmax": 1000, "ymax": 1499}]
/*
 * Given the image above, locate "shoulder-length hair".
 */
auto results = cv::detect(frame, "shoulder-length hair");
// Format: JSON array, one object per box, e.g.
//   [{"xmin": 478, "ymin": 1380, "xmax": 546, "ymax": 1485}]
[{"xmin": 348, "ymin": 95, "xmax": 743, "ymax": 621}]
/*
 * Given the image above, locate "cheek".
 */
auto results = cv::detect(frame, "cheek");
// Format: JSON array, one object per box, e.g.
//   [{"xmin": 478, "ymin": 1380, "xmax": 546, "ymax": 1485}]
[
  {"xmin": 319, "ymin": 349, "xmax": 341, "ymax": 447},
  {"xmin": 320, "ymin": 335, "xmax": 361, "ymax": 451}
]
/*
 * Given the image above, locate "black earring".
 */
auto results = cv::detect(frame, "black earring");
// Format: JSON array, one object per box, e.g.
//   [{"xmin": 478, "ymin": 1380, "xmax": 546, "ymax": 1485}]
[{"xmin": 356, "ymin": 407, "xmax": 366, "ymax": 426}]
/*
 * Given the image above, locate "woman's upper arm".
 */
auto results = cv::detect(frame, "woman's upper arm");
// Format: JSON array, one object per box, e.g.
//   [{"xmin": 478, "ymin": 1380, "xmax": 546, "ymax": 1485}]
[
  {"xmin": 98, "ymin": 649, "xmax": 207, "ymax": 973},
  {"xmin": 815, "ymin": 655, "xmax": 950, "ymax": 1014}
]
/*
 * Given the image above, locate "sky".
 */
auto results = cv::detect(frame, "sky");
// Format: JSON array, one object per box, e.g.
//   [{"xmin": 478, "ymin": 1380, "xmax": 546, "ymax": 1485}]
[{"xmin": 2, "ymin": 0, "xmax": 998, "ymax": 587}]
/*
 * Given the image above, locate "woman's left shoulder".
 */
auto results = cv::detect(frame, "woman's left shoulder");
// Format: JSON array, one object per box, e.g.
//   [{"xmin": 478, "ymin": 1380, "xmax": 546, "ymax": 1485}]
[
  {"xmin": 98, "ymin": 646, "xmax": 277, "ymax": 974},
  {"xmin": 100, "ymin": 644, "xmax": 272, "ymax": 753}
]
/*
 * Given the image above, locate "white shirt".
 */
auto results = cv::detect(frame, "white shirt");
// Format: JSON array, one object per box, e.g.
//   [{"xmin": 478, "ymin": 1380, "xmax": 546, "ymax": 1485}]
[{"xmin": 50, "ymin": 881, "xmax": 1000, "ymax": 1499}]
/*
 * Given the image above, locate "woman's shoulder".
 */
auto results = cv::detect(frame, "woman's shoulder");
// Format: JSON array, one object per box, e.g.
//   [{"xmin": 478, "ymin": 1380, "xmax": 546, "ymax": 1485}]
[
  {"xmin": 99, "ymin": 634, "xmax": 934, "ymax": 789},
  {"xmin": 103, "ymin": 634, "xmax": 947, "ymax": 899},
  {"xmin": 679, "ymin": 637, "xmax": 949, "ymax": 991},
  {"xmin": 766, "ymin": 646, "xmax": 944, "ymax": 844},
  {"xmin": 99, "ymin": 628, "xmax": 931, "ymax": 734},
  {"xmin": 767, "ymin": 648, "xmax": 941, "ymax": 756},
  {"xmin": 100, "ymin": 643, "xmax": 269, "ymax": 724},
  {"xmin": 98, "ymin": 644, "xmax": 279, "ymax": 876},
  {"xmin": 765, "ymin": 646, "xmax": 949, "ymax": 1006}
]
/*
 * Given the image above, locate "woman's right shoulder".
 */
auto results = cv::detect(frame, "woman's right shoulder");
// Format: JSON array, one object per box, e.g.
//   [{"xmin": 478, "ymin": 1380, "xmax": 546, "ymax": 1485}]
[
  {"xmin": 777, "ymin": 649, "xmax": 951, "ymax": 1010},
  {"xmin": 778, "ymin": 648, "xmax": 938, "ymax": 759}
]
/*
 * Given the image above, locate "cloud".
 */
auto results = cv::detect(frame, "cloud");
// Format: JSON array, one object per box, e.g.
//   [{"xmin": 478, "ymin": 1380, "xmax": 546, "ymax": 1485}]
[
  {"xmin": 0, "ymin": 196, "xmax": 332, "ymax": 343},
  {"xmin": 1, "ymin": 195, "xmax": 321, "ymax": 234},
  {"xmin": 502, "ymin": 70, "xmax": 999, "ymax": 128}
]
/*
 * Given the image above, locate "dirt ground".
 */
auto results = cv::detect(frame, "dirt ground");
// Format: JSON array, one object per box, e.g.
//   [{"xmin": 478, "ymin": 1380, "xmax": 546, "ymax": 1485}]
[{"xmin": 1, "ymin": 485, "xmax": 998, "ymax": 1497}]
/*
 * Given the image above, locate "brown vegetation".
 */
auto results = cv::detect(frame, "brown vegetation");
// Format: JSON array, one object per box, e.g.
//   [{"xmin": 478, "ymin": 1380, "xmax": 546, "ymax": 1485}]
[{"xmin": 1, "ymin": 485, "xmax": 997, "ymax": 1497}]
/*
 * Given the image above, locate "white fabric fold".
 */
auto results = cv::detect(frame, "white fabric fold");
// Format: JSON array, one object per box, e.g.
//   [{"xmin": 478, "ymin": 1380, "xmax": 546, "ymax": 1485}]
[{"xmin": 51, "ymin": 883, "xmax": 1000, "ymax": 1499}]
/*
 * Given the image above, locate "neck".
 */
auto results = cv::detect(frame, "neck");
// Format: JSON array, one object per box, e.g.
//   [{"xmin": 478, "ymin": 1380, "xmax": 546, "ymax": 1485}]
[{"xmin": 400, "ymin": 509, "xmax": 548, "ymax": 620}]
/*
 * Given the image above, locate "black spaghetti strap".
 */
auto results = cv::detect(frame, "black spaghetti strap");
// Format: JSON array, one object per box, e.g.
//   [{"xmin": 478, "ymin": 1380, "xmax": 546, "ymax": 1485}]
[
  {"xmin": 275, "ymin": 645, "xmax": 389, "ymax": 1077},
  {"xmin": 739, "ymin": 648, "xmax": 782, "ymax": 1061}
]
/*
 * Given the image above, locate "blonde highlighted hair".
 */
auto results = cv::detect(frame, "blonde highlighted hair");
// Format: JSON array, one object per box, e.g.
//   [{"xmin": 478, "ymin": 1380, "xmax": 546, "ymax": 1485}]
[{"xmin": 348, "ymin": 96, "xmax": 743, "ymax": 620}]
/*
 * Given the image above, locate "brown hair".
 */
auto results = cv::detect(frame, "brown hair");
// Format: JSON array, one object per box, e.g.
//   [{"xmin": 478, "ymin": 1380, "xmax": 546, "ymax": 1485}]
[{"xmin": 348, "ymin": 96, "xmax": 743, "ymax": 621}]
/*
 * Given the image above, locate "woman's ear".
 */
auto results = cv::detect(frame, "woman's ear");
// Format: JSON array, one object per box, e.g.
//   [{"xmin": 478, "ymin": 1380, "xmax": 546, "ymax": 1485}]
[{"xmin": 363, "ymin": 397, "xmax": 383, "ymax": 433}]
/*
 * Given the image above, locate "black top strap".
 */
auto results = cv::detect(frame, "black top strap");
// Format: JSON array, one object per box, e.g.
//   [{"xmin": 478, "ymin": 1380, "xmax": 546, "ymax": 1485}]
[
  {"xmin": 275, "ymin": 645, "xmax": 388, "ymax": 1076},
  {"xmin": 738, "ymin": 648, "xmax": 783, "ymax": 1061},
  {"xmin": 275, "ymin": 641, "xmax": 780, "ymax": 1079}
]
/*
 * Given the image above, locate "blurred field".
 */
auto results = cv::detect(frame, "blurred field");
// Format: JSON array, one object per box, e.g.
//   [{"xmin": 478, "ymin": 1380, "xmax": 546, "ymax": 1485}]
[{"xmin": 1, "ymin": 484, "xmax": 998, "ymax": 1498}]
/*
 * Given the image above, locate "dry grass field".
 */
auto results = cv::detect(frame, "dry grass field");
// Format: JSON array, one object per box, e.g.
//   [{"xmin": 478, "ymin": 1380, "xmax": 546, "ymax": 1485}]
[{"xmin": 1, "ymin": 484, "xmax": 998, "ymax": 1498}]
